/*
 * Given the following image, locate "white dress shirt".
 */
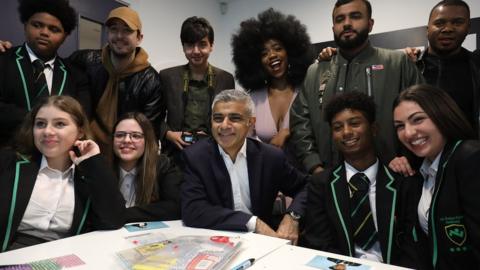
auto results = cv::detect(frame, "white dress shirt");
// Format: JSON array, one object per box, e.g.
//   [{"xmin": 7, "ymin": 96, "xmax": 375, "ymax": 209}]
[
  {"xmin": 25, "ymin": 43, "xmax": 55, "ymax": 93},
  {"xmin": 119, "ymin": 167, "xmax": 137, "ymax": 207},
  {"xmin": 418, "ymin": 151, "xmax": 442, "ymax": 235},
  {"xmin": 345, "ymin": 160, "xmax": 383, "ymax": 262},
  {"xmin": 218, "ymin": 140, "xmax": 257, "ymax": 231},
  {"xmin": 18, "ymin": 156, "xmax": 75, "ymax": 241}
]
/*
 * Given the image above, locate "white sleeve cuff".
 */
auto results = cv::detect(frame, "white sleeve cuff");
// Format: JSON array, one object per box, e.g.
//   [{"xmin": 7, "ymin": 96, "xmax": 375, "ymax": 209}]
[{"xmin": 246, "ymin": 216, "xmax": 257, "ymax": 232}]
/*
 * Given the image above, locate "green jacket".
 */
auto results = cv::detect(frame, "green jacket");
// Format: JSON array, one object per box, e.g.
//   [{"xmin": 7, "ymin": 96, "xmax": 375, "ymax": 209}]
[{"xmin": 290, "ymin": 44, "xmax": 424, "ymax": 172}]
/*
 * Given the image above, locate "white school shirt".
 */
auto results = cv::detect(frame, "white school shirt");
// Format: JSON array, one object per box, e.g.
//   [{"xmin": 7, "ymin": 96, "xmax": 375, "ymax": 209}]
[
  {"xmin": 18, "ymin": 156, "xmax": 75, "ymax": 241},
  {"xmin": 418, "ymin": 151, "xmax": 442, "ymax": 235},
  {"xmin": 119, "ymin": 167, "xmax": 137, "ymax": 207}
]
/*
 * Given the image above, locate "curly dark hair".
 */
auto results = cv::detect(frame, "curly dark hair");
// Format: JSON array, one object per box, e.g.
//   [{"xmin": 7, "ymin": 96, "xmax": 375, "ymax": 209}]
[
  {"xmin": 232, "ymin": 8, "xmax": 313, "ymax": 90},
  {"xmin": 18, "ymin": 0, "xmax": 77, "ymax": 35},
  {"xmin": 325, "ymin": 91, "xmax": 376, "ymax": 125}
]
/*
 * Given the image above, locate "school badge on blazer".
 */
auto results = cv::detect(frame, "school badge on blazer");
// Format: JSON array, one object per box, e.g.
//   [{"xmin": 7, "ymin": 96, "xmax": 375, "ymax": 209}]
[{"xmin": 445, "ymin": 224, "xmax": 467, "ymax": 248}]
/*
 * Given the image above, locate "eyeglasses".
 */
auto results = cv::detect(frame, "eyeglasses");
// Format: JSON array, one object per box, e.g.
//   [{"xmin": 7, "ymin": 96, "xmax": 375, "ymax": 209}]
[
  {"xmin": 113, "ymin": 131, "xmax": 144, "ymax": 142},
  {"xmin": 212, "ymin": 113, "xmax": 246, "ymax": 123}
]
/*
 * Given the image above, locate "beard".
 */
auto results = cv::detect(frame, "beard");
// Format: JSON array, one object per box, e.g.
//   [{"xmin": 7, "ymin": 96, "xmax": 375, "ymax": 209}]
[{"xmin": 334, "ymin": 27, "xmax": 370, "ymax": 50}]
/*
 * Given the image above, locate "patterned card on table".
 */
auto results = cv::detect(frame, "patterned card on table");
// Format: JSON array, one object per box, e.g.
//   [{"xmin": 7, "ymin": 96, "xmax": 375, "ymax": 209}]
[{"xmin": 0, "ymin": 254, "xmax": 85, "ymax": 270}]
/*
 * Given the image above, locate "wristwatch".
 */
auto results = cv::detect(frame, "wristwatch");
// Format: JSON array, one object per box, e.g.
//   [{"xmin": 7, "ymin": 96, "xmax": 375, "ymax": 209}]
[{"xmin": 288, "ymin": 211, "xmax": 301, "ymax": 221}]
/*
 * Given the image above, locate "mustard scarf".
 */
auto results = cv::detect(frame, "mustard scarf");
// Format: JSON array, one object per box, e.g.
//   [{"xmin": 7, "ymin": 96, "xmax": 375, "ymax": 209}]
[{"xmin": 91, "ymin": 45, "xmax": 150, "ymax": 155}]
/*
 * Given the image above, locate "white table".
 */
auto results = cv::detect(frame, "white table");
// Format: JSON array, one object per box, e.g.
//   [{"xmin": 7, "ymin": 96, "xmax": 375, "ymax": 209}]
[
  {"xmin": 251, "ymin": 245, "xmax": 412, "ymax": 270},
  {"xmin": 0, "ymin": 220, "xmax": 289, "ymax": 269},
  {"xmin": 0, "ymin": 221, "xmax": 411, "ymax": 270}
]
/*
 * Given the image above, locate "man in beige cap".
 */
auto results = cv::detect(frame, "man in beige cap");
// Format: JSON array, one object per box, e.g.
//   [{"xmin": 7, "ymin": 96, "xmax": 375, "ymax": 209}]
[{"xmin": 68, "ymin": 6, "xmax": 163, "ymax": 158}]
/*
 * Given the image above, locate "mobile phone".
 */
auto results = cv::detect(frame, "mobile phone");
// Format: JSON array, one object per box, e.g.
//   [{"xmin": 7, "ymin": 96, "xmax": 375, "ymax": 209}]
[
  {"xmin": 72, "ymin": 146, "xmax": 81, "ymax": 157},
  {"xmin": 183, "ymin": 134, "xmax": 194, "ymax": 143},
  {"xmin": 181, "ymin": 133, "xmax": 197, "ymax": 143}
]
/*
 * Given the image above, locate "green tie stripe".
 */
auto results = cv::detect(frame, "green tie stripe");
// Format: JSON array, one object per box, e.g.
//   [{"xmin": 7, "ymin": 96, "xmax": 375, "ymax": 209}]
[
  {"xmin": 362, "ymin": 230, "xmax": 378, "ymax": 250},
  {"xmin": 354, "ymin": 211, "xmax": 373, "ymax": 236},
  {"xmin": 36, "ymin": 83, "xmax": 48, "ymax": 98},
  {"xmin": 351, "ymin": 193, "xmax": 369, "ymax": 217}
]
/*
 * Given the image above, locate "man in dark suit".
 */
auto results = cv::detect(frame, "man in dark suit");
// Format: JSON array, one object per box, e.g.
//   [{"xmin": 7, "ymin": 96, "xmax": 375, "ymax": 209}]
[
  {"xmin": 0, "ymin": 0, "xmax": 90, "ymax": 147},
  {"xmin": 181, "ymin": 89, "xmax": 308, "ymax": 243},
  {"xmin": 299, "ymin": 92, "xmax": 413, "ymax": 267},
  {"xmin": 159, "ymin": 16, "xmax": 234, "ymax": 162}
]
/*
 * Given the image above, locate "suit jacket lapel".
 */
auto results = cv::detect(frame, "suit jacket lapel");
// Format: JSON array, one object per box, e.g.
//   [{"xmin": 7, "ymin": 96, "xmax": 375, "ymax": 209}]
[
  {"xmin": 246, "ymin": 140, "xmax": 262, "ymax": 215},
  {"xmin": 51, "ymin": 58, "xmax": 67, "ymax": 96},
  {"xmin": 330, "ymin": 165, "xmax": 355, "ymax": 257},
  {"xmin": 208, "ymin": 139, "xmax": 234, "ymax": 209},
  {"xmin": 375, "ymin": 165, "xmax": 398, "ymax": 264},
  {"xmin": 175, "ymin": 65, "xmax": 188, "ymax": 128}
]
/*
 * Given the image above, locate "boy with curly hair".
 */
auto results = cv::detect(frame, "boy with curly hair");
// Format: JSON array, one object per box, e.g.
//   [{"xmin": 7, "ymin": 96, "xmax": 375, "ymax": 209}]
[{"xmin": 0, "ymin": 0, "xmax": 90, "ymax": 147}]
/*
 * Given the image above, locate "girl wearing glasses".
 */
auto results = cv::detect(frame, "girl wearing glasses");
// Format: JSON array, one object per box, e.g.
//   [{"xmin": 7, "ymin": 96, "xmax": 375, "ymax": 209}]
[
  {"xmin": 392, "ymin": 84, "xmax": 480, "ymax": 269},
  {"xmin": 0, "ymin": 96, "xmax": 124, "ymax": 251},
  {"xmin": 112, "ymin": 112, "xmax": 181, "ymax": 222}
]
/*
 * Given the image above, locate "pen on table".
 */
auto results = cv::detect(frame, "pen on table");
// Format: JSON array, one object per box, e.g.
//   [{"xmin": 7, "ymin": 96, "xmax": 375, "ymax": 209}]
[
  {"xmin": 131, "ymin": 222, "xmax": 148, "ymax": 228},
  {"xmin": 231, "ymin": 258, "xmax": 255, "ymax": 270},
  {"xmin": 124, "ymin": 232, "xmax": 152, "ymax": 239}
]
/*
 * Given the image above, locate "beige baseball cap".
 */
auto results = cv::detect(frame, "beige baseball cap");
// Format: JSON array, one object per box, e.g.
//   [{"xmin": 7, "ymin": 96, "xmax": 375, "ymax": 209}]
[{"xmin": 105, "ymin": 7, "xmax": 142, "ymax": 32}]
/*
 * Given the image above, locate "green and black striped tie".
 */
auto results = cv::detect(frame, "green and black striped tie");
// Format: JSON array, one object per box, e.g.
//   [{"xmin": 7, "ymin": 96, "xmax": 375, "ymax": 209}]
[
  {"xmin": 33, "ymin": 59, "xmax": 48, "ymax": 98},
  {"xmin": 349, "ymin": 172, "xmax": 377, "ymax": 250}
]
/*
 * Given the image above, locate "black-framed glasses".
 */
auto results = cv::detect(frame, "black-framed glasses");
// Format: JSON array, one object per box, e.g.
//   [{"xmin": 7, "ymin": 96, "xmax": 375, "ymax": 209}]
[
  {"xmin": 113, "ymin": 131, "xmax": 144, "ymax": 142},
  {"xmin": 212, "ymin": 113, "xmax": 246, "ymax": 123}
]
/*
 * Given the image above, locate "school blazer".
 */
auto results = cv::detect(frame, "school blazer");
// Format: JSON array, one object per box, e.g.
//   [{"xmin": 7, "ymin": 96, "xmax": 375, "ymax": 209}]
[
  {"xmin": 123, "ymin": 154, "xmax": 182, "ymax": 223},
  {"xmin": 300, "ymin": 162, "xmax": 412, "ymax": 266},
  {"xmin": 406, "ymin": 140, "xmax": 480, "ymax": 270},
  {"xmin": 0, "ymin": 150, "xmax": 124, "ymax": 252},
  {"xmin": 0, "ymin": 45, "xmax": 91, "ymax": 146}
]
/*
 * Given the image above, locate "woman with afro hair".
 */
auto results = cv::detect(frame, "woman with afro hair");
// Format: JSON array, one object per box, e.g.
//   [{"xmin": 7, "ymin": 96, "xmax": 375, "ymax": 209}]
[{"xmin": 232, "ymin": 8, "xmax": 313, "ymax": 163}]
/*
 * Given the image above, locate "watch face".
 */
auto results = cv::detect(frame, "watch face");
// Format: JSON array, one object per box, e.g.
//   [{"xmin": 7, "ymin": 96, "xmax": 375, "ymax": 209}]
[{"xmin": 289, "ymin": 211, "xmax": 301, "ymax": 220}]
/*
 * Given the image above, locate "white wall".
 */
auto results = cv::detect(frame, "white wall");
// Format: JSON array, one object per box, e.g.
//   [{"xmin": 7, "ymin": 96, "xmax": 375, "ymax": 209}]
[
  {"xmin": 125, "ymin": 0, "xmax": 224, "ymax": 71},
  {"xmin": 127, "ymin": 0, "xmax": 480, "ymax": 75}
]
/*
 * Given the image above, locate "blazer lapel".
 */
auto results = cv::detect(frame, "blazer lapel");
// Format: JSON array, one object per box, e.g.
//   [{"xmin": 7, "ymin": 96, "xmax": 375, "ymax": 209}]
[
  {"xmin": 246, "ymin": 140, "xmax": 262, "ymax": 215},
  {"xmin": 330, "ymin": 165, "xmax": 355, "ymax": 257},
  {"xmin": 209, "ymin": 139, "xmax": 234, "ymax": 209},
  {"xmin": 14, "ymin": 46, "xmax": 36, "ymax": 111},
  {"xmin": 70, "ymin": 172, "xmax": 90, "ymax": 235},
  {"xmin": 13, "ymin": 157, "xmax": 38, "ymax": 230},
  {"xmin": 428, "ymin": 140, "xmax": 462, "ymax": 267},
  {"xmin": 51, "ymin": 58, "xmax": 68, "ymax": 96},
  {"xmin": 375, "ymin": 165, "xmax": 398, "ymax": 264},
  {"xmin": 0, "ymin": 156, "xmax": 36, "ymax": 252}
]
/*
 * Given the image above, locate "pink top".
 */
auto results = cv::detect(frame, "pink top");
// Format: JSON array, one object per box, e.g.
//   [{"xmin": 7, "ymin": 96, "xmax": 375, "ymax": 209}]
[{"xmin": 249, "ymin": 88, "xmax": 298, "ymax": 143}]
